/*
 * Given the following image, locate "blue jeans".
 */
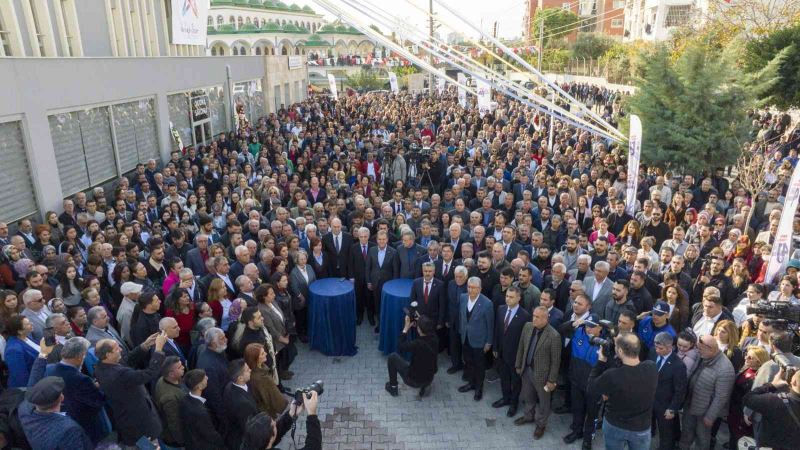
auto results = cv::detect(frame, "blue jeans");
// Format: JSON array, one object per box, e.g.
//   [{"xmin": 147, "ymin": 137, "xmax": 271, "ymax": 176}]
[{"xmin": 603, "ymin": 418, "xmax": 651, "ymax": 450}]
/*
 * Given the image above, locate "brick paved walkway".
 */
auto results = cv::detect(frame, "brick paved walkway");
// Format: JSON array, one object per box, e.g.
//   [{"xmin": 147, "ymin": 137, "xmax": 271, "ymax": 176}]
[{"xmin": 286, "ymin": 322, "xmax": 605, "ymax": 450}]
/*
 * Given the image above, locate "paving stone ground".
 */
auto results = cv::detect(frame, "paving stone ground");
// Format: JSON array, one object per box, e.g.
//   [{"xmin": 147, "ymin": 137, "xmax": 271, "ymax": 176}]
[{"xmin": 286, "ymin": 322, "xmax": 606, "ymax": 450}]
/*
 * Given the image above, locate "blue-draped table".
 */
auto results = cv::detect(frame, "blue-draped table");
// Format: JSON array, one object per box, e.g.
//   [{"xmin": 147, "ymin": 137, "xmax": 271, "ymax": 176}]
[
  {"xmin": 378, "ymin": 278, "xmax": 414, "ymax": 355},
  {"xmin": 308, "ymin": 278, "xmax": 358, "ymax": 356}
]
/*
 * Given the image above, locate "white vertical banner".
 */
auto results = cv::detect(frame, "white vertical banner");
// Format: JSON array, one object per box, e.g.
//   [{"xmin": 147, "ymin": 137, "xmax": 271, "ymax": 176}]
[
  {"xmin": 457, "ymin": 73, "xmax": 467, "ymax": 108},
  {"xmin": 171, "ymin": 0, "xmax": 210, "ymax": 45},
  {"xmin": 476, "ymin": 78, "xmax": 491, "ymax": 118},
  {"xmin": 765, "ymin": 162, "xmax": 800, "ymax": 282},
  {"xmin": 388, "ymin": 72, "xmax": 399, "ymax": 94},
  {"xmin": 625, "ymin": 114, "xmax": 642, "ymax": 217},
  {"xmin": 436, "ymin": 76, "xmax": 446, "ymax": 94},
  {"xmin": 327, "ymin": 74, "xmax": 338, "ymax": 100}
]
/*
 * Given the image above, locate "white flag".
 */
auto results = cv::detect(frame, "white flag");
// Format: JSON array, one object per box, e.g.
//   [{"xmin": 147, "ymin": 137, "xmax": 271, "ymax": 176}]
[
  {"xmin": 327, "ymin": 74, "xmax": 338, "ymax": 100},
  {"xmin": 625, "ymin": 115, "xmax": 642, "ymax": 216},
  {"xmin": 476, "ymin": 78, "xmax": 491, "ymax": 118},
  {"xmin": 389, "ymin": 72, "xmax": 399, "ymax": 94},
  {"xmin": 171, "ymin": 0, "xmax": 209, "ymax": 45},
  {"xmin": 436, "ymin": 77, "xmax": 446, "ymax": 95},
  {"xmin": 765, "ymin": 162, "xmax": 800, "ymax": 282},
  {"xmin": 457, "ymin": 73, "xmax": 467, "ymax": 108}
]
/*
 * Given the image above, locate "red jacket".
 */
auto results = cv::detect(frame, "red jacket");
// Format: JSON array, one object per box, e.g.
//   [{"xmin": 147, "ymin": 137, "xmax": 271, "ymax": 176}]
[{"xmin": 359, "ymin": 161, "xmax": 381, "ymax": 182}]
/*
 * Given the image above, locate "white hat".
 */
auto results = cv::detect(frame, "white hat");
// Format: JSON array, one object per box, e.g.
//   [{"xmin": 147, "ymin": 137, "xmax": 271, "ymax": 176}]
[{"xmin": 120, "ymin": 282, "xmax": 143, "ymax": 296}]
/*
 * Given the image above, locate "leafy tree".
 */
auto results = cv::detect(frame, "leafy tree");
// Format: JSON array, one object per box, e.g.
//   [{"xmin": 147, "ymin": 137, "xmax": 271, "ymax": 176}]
[
  {"xmin": 345, "ymin": 68, "xmax": 387, "ymax": 92},
  {"xmin": 624, "ymin": 43, "xmax": 751, "ymax": 173},
  {"xmin": 571, "ymin": 33, "xmax": 615, "ymax": 60},
  {"xmin": 743, "ymin": 23, "xmax": 800, "ymax": 109},
  {"xmin": 531, "ymin": 8, "xmax": 580, "ymax": 46}
]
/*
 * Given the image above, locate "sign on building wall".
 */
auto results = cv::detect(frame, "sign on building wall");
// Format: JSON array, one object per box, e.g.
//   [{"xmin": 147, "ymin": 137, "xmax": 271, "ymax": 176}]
[
  {"xmin": 171, "ymin": 0, "xmax": 210, "ymax": 45},
  {"xmin": 288, "ymin": 56, "xmax": 303, "ymax": 70},
  {"xmin": 190, "ymin": 94, "xmax": 209, "ymax": 122}
]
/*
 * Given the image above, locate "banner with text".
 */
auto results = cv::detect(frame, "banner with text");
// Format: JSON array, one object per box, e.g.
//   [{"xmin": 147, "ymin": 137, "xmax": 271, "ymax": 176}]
[
  {"xmin": 476, "ymin": 78, "xmax": 491, "ymax": 118},
  {"xmin": 389, "ymin": 72, "xmax": 399, "ymax": 94},
  {"xmin": 765, "ymin": 162, "xmax": 800, "ymax": 282},
  {"xmin": 171, "ymin": 0, "xmax": 209, "ymax": 45},
  {"xmin": 327, "ymin": 74, "xmax": 338, "ymax": 100},
  {"xmin": 457, "ymin": 73, "xmax": 467, "ymax": 108},
  {"xmin": 436, "ymin": 76, "xmax": 446, "ymax": 95},
  {"xmin": 625, "ymin": 114, "xmax": 642, "ymax": 216}
]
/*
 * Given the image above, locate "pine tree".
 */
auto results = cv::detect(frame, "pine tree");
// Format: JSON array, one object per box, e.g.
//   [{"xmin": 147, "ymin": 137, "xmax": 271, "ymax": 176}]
[{"xmin": 625, "ymin": 42, "xmax": 751, "ymax": 174}]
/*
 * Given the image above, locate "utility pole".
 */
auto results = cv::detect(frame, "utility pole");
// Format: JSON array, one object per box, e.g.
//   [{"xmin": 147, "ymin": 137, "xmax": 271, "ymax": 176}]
[
  {"xmin": 429, "ymin": 0, "xmax": 435, "ymax": 94},
  {"xmin": 537, "ymin": 15, "xmax": 544, "ymax": 72}
]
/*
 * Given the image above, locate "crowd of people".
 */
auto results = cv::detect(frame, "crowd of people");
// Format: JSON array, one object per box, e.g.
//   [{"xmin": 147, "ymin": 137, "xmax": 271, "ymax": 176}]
[{"xmin": 0, "ymin": 80, "xmax": 798, "ymax": 450}]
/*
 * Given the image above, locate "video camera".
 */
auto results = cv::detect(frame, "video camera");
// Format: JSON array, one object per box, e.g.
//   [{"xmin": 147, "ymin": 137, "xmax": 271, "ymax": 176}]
[
  {"xmin": 588, "ymin": 320, "xmax": 618, "ymax": 355},
  {"xmin": 747, "ymin": 301, "xmax": 800, "ymax": 328},
  {"xmin": 293, "ymin": 380, "xmax": 324, "ymax": 405},
  {"xmin": 403, "ymin": 301, "xmax": 420, "ymax": 321},
  {"xmin": 773, "ymin": 353, "xmax": 799, "ymax": 381}
]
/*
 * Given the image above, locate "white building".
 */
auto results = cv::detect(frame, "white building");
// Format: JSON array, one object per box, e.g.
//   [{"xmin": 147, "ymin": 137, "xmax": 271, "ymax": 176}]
[
  {"xmin": 0, "ymin": 0, "xmax": 308, "ymax": 223},
  {"xmin": 623, "ymin": 0, "xmax": 701, "ymax": 41},
  {"xmin": 206, "ymin": 0, "xmax": 376, "ymax": 57}
]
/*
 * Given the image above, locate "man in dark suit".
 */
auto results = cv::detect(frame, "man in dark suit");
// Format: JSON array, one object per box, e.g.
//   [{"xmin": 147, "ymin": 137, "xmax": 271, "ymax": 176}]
[
  {"xmin": 349, "ymin": 227, "xmax": 376, "ymax": 325},
  {"xmin": 196, "ymin": 327, "xmax": 229, "ymax": 425},
  {"xmin": 492, "ymin": 286, "xmax": 531, "ymax": 418},
  {"xmin": 160, "ymin": 317, "xmax": 188, "ymax": 367},
  {"xmin": 458, "ymin": 276, "xmax": 494, "ymax": 401},
  {"xmin": 43, "ymin": 337, "xmax": 107, "ymax": 444},
  {"xmin": 435, "ymin": 243, "xmax": 457, "ymax": 286},
  {"xmin": 500, "ymin": 226, "xmax": 523, "ymax": 262},
  {"xmin": 180, "ymin": 369, "xmax": 224, "ymax": 449},
  {"xmin": 539, "ymin": 289, "xmax": 565, "ymax": 329},
  {"xmin": 544, "ymin": 263, "xmax": 571, "ymax": 312},
  {"xmin": 410, "ymin": 262, "xmax": 447, "ymax": 328},
  {"xmin": 94, "ymin": 333, "xmax": 167, "ymax": 447},
  {"xmin": 222, "ymin": 359, "xmax": 259, "ymax": 450},
  {"xmin": 366, "ymin": 231, "xmax": 401, "ymax": 333},
  {"xmin": 652, "ymin": 332, "xmax": 687, "ymax": 450},
  {"xmin": 185, "ymin": 234, "xmax": 211, "ymax": 277},
  {"xmin": 322, "ymin": 218, "xmax": 353, "ymax": 278},
  {"xmin": 446, "ymin": 266, "xmax": 469, "ymax": 374},
  {"xmin": 397, "ymin": 231, "xmax": 426, "ymax": 279}
]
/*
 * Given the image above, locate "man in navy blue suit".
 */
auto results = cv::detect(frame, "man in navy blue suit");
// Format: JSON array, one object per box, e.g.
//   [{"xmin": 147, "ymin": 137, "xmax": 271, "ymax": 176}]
[
  {"xmin": 44, "ymin": 337, "xmax": 107, "ymax": 444},
  {"xmin": 410, "ymin": 262, "xmax": 446, "ymax": 328},
  {"xmin": 540, "ymin": 289, "xmax": 564, "ymax": 329}
]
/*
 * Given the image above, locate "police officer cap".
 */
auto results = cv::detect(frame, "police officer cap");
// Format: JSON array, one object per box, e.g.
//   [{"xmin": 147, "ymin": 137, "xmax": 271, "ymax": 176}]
[{"xmin": 584, "ymin": 313, "xmax": 601, "ymax": 327}]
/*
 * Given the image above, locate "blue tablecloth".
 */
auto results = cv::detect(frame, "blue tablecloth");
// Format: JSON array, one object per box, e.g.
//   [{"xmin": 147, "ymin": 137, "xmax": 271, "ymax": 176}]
[
  {"xmin": 308, "ymin": 278, "xmax": 357, "ymax": 356},
  {"xmin": 378, "ymin": 279, "xmax": 414, "ymax": 355}
]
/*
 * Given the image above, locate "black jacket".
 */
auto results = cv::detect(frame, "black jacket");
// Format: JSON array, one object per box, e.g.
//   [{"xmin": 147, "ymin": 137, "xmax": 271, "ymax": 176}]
[
  {"xmin": 743, "ymin": 383, "xmax": 800, "ymax": 450},
  {"xmin": 95, "ymin": 351, "xmax": 165, "ymax": 445},
  {"xmin": 222, "ymin": 383, "xmax": 259, "ymax": 450},
  {"xmin": 268, "ymin": 412, "xmax": 322, "ymax": 450},
  {"xmin": 179, "ymin": 395, "xmax": 224, "ymax": 450},
  {"xmin": 653, "ymin": 352, "xmax": 688, "ymax": 413},
  {"xmin": 397, "ymin": 332, "xmax": 438, "ymax": 386},
  {"xmin": 493, "ymin": 305, "xmax": 531, "ymax": 367},
  {"xmin": 410, "ymin": 277, "xmax": 446, "ymax": 326}
]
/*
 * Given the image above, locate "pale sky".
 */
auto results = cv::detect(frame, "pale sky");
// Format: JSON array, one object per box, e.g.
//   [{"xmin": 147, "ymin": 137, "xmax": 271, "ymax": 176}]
[{"xmin": 295, "ymin": 0, "xmax": 528, "ymax": 40}]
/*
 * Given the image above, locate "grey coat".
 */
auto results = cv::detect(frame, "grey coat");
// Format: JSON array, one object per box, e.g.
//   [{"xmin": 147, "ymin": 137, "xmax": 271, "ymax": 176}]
[
  {"xmin": 289, "ymin": 265, "xmax": 316, "ymax": 305},
  {"xmin": 685, "ymin": 351, "xmax": 735, "ymax": 420},
  {"xmin": 582, "ymin": 276, "xmax": 614, "ymax": 314}
]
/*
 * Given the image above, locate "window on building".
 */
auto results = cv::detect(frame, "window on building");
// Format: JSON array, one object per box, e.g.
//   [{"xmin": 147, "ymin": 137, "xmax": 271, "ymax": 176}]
[
  {"xmin": 562, "ymin": 3, "xmax": 571, "ymax": 10},
  {"xmin": 664, "ymin": 5, "xmax": 691, "ymax": 27},
  {"xmin": 246, "ymin": 17, "xmax": 251, "ymax": 25},
  {"xmin": 239, "ymin": 45, "xmax": 246, "ymax": 55},
  {"xmin": 237, "ymin": 16, "xmax": 243, "ymax": 28},
  {"xmin": 611, "ymin": 18, "xmax": 623, "ymax": 28},
  {"xmin": 229, "ymin": 15, "xmax": 235, "ymax": 25},
  {"xmin": 28, "ymin": 0, "xmax": 46, "ymax": 56},
  {"xmin": 0, "ymin": 10, "xmax": 12, "ymax": 56},
  {"xmin": 613, "ymin": 0, "xmax": 625, "ymax": 8},
  {"xmin": 217, "ymin": 15, "xmax": 223, "ymax": 26},
  {"xmin": 208, "ymin": 16, "xmax": 213, "ymax": 27},
  {"xmin": 233, "ymin": 47, "xmax": 238, "ymax": 56},
  {"xmin": 211, "ymin": 47, "xmax": 217, "ymax": 56},
  {"xmin": 281, "ymin": 46, "xmax": 287, "ymax": 55}
]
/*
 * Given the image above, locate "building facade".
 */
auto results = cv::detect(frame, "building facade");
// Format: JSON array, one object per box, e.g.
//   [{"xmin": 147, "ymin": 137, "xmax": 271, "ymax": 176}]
[
  {"xmin": 622, "ymin": 0, "xmax": 697, "ymax": 41},
  {"xmin": 206, "ymin": 0, "xmax": 376, "ymax": 57},
  {"xmin": 0, "ymin": 0, "xmax": 308, "ymax": 223},
  {"xmin": 523, "ymin": 0, "xmax": 624, "ymax": 43}
]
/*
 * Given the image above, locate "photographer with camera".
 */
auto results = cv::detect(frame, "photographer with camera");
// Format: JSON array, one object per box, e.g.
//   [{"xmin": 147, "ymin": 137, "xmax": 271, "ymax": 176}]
[
  {"xmin": 743, "ymin": 367, "xmax": 800, "ymax": 450},
  {"xmin": 385, "ymin": 314, "xmax": 438, "ymax": 397},
  {"xmin": 588, "ymin": 332, "xmax": 658, "ymax": 450},
  {"xmin": 240, "ymin": 390, "xmax": 322, "ymax": 450}
]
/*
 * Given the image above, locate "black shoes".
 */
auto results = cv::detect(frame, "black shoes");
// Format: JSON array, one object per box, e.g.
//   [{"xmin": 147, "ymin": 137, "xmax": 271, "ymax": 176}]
[
  {"xmin": 374, "ymin": 325, "xmax": 380, "ymax": 334},
  {"xmin": 492, "ymin": 399, "xmax": 510, "ymax": 408},
  {"xmin": 506, "ymin": 405, "xmax": 518, "ymax": 417},
  {"xmin": 385, "ymin": 382, "xmax": 399, "ymax": 397},
  {"xmin": 418, "ymin": 385, "xmax": 430, "ymax": 397},
  {"xmin": 458, "ymin": 383, "xmax": 474, "ymax": 393},
  {"xmin": 368, "ymin": 316, "xmax": 376, "ymax": 326},
  {"xmin": 563, "ymin": 431, "xmax": 583, "ymax": 444},
  {"xmin": 473, "ymin": 390, "xmax": 483, "ymax": 401}
]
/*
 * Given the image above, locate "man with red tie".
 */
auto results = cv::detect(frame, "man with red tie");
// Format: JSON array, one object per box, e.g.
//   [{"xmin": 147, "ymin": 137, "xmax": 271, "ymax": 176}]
[
  {"xmin": 349, "ymin": 227, "xmax": 375, "ymax": 326},
  {"xmin": 410, "ymin": 262, "xmax": 446, "ymax": 329}
]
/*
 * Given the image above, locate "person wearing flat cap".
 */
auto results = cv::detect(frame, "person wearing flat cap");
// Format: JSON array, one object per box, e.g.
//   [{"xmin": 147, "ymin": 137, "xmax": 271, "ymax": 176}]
[{"xmin": 18, "ymin": 376, "xmax": 93, "ymax": 450}]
